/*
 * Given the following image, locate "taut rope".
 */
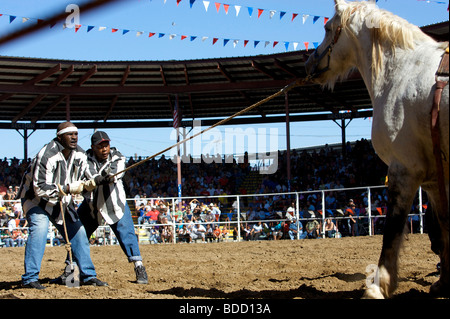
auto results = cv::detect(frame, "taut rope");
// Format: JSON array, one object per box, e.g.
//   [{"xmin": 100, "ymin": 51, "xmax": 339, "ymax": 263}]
[{"xmin": 112, "ymin": 77, "xmax": 311, "ymax": 177}]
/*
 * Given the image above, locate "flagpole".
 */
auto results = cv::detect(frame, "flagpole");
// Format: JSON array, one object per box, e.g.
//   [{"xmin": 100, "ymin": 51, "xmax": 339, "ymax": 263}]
[
  {"xmin": 175, "ymin": 95, "xmax": 182, "ymax": 215},
  {"xmin": 177, "ymin": 127, "xmax": 182, "ymax": 213}
]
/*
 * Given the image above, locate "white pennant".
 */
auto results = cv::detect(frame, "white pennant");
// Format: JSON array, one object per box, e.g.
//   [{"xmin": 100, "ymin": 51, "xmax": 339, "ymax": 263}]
[
  {"xmin": 235, "ymin": 5, "xmax": 241, "ymax": 17},
  {"xmin": 264, "ymin": 41, "xmax": 270, "ymax": 48},
  {"xmin": 293, "ymin": 42, "xmax": 299, "ymax": 50},
  {"xmin": 99, "ymin": 26, "xmax": 106, "ymax": 31},
  {"xmin": 22, "ymin": 17, "xmax": 30, "ymax": 23},
  {"xmin": 302, "ymin": 14, "xmax": 309, "ymax": 24},
  {"xmin": 203, "ymin": 1, "xmax": 210, "ymax": 12},
  {"xmin": 233, "ymin": 39, "xmax": 239, "ymax": 48},
  {"xmin": 201, "ymin": 36, "xmax": 209, "ymax": 41},
  {"xmin": 136, "ymin": 31, "xmax": 143, "ymax": 37},
  {"xmin": 169, "ymin": 34, "xmax": 176, "ymax": 40},
  {"xmin": 269, "ymin": 10, "xmax": 276, "ymax": 19}
]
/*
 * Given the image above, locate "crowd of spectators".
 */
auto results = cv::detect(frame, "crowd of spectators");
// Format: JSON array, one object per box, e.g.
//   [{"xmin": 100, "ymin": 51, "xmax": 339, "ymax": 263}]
[{"xmin": 1, "ymin": 138, "xmax": 402, "ymax": 247}]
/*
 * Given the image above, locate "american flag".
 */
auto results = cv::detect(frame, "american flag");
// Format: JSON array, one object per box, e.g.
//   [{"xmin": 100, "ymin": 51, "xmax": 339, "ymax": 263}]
[{"xmin": 173, "ymin": 97, "xmax": 182, "ymax": 129}]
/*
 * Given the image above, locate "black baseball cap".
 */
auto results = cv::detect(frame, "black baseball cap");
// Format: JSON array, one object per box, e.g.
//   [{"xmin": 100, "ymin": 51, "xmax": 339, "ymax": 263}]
[{"xmin": 91, "ymin": 131, "xmax": 111, "ymax": 146}]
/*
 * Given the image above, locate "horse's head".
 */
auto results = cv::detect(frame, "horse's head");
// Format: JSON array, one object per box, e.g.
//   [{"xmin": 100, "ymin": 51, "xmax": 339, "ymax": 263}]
[
  {"xmin": 305, "ymin": 0, "xmax": 358, "ymax": 88},
  {"xmin": 306, "ymin": 0, "xmax": 430, "ymax": 88}
]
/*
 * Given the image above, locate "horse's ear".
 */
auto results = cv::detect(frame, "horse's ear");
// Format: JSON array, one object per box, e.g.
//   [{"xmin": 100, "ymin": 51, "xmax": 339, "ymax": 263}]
[{"xmin": 334, "ymin": 0, "xmax": 348, "ymax": 13}]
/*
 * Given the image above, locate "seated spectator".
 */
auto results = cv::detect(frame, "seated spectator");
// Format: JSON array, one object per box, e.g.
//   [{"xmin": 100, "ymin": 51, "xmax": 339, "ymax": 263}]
[
  {"xmin": 286, "ymin": 203, "xmax": 296, "ymax": 221},
  {"xmin": 146, "ymin": 206, "xmax": 160, "ymax": 224},
  {"xmin": 204, "ymin": 209, "xmax": 215, "ymax": 225},
  {"xmin": 190, "ymin": 222, "xmax": 206, "ymax": 242},
  {"xmin": 305, "ymin": 220, "xmax": 320, "ymax": 239},
  {"xmin": 205, "ymin": 224, "xmax": 215, "ymax": 242},
  {"xmin": 324, "ymin": 218, "xmax": 337, "ymax": 238},
  {"xmin": 210, "ymin": 203, "xmax": 221, "ymax": 222},
  {"xmin": 149, "ymin": 227, "xmax": 161, "ymax": 244},
  {"xmin": 137, "ymin": 204, "xmax": 146, "ymax": 225},
  {"xmin": 161, "ymin": 225, "xmax": 173, "ymax": 243},
  {"xmin": 250, "ymin": 221, "xmax": 264, "ymax": 241},
  {"xmin": 288, "ymin": 218, "xmax": 304, "ymax": 240},
  {"xmin": 177, "ymin": 225, "xmax": 190, "ymax": 243},
  {"xmin": 221, "ymin": 226, "xmax": 229, "ymax": 242},
  {"xmin": 271, "ymin": 221, "xmax": 283, "ymax": 240},
  {"xmin": 213, "ymin": 225, "xmax": 222, "ymax": 242},
  {"xmin": 1, "ymin": 229, "xmax": 14, "ymax": 247}
]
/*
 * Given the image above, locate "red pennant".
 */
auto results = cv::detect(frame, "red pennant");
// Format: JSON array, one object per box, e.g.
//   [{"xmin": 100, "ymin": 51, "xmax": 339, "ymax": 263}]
[
  {"xmin": 304, "ymin": 42, "xmax": 309, "ymax": 51},
  {"xmin": 324, "ymin": 17, "xmax": 329, "ymax": 25},
  {"xmin": 112, "ymin": 28, "xmax": 118, "ymax": 33},
  {"xmin": 75, "ymin": 24, "xmax": 81, "ymax": 32},
  {"xmin": 257, "ymin": 9, "xmax": 264, "ymax": 18},
  {"xmin": 244, "ymin": 40, "xmax": 249, "ymax": 47},
  {"xmin": 212, "ymin": 38, "xmax": 218, "ymax": 45},
  {"xmin": 273, "ymin": 41, "xmax": 279, "ymax": 48},
  {"xmin": 181, "ymin": 35, "xmax": 187, "ymax": 40},
  {"xmin": 215, "ymin": 2, "xmax": 221, "ymax": 13},
  {"xmin": 177, "ymin": 0, "xmax": 182, "ymax": 6},
  {"xmin": 376, "ymin": 207, "xmax": 382, "ymax": 215},
  {"xmin": 291, "ymin": 13, "xmax": 298, "ymax": 22},
  {"xmin": 149, "ymin": 32, "xmax": 155, "ymax": 38},
  {"xmin": 223, "ymin": 4, "xmax": 229, "ymax": 14}
]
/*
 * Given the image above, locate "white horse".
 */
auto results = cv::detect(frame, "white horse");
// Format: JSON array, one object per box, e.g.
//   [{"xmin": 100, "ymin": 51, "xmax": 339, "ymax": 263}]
[{"xmin": 306, "ymin": 0, "xmax": 449, "ymax": 298}]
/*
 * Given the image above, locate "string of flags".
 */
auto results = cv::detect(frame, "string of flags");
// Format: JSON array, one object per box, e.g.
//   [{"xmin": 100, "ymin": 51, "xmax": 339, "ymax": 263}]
[
  {"xmin": 172, "ymin": 0, "xmax": 331, "ymax": 24},
  {"xmin": 0, "ymin": 12, "xmax": 322, "ymax": 51},
  {"xmin": 0, "ymin": 0, "xmax": 447, "ymax": 53}
]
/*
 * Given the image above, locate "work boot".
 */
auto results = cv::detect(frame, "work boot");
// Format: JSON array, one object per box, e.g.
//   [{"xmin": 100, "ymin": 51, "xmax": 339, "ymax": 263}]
[
  {"xmin": 23, "ymin": 281, "xmax": 46, "ymax": 290},
  {"xmin": 83, "ymin": 278, "xmax": 109, "ymax": 287},
  {"xmin": 135, "ymin": 265, "xmax": 148, "ymax": 284}
]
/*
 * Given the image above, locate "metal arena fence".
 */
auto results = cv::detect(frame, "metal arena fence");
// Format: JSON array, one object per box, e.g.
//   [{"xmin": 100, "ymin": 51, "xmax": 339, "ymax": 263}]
[{"xmin": 1, "ymin": 185, "xmax": 428, "ymax": 248}]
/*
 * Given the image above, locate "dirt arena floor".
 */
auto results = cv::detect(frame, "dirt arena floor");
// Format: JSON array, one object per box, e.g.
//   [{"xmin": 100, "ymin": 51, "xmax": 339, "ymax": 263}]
[{"xmin": 0, "ymin": 234, "xmax": 443, "ymax": 300}]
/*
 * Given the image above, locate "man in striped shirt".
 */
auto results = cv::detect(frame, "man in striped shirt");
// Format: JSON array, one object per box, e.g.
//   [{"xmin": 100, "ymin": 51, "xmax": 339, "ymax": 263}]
[
  {"xmin": 76, "ymin": 131, "xmax": 148, "ymax": 284},
  {"xmin": 19, "ymin": 122, "xmax": 108, "ymax": 289}
]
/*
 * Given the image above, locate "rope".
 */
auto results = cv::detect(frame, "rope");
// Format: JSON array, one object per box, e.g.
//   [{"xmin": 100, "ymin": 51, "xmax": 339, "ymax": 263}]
[
  {"xmin": 57, "ymin": 184, "xmax": 74, "ymax": 270},
  {"xmin": 112, "ymin": 77, "xmax": 311, "ymax": 178}
]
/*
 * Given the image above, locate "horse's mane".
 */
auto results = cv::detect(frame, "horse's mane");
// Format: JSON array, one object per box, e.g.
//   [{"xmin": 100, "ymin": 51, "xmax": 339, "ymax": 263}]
[{"xmin": 338, "ymin": 1, "xmax": 434, "ymax": 76}]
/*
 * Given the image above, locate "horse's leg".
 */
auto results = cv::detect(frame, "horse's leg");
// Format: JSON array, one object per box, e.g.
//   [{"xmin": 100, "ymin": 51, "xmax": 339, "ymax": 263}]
[
  {"xmin": 427, "ymin": 185, "xmax": 450, "ymax": 297},
  {"xmin": 364, "ymin": 165, "xmax": 420, "ymax": 299}
]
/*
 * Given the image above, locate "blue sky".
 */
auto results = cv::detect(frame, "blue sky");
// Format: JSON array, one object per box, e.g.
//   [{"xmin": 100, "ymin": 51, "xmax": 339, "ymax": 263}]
[{"xmin": 0, "ymin": 0, "xmax": 448, "ymax": 160}]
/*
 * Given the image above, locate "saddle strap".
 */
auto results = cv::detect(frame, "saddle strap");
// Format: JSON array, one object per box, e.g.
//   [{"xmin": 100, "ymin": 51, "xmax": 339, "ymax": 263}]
[
  {"xmin": 431, "ymin": 47, "xmax": 449, "ymax": 220},
  {"xmin": 436, "ymin": 47, "xmax": 449, "ymax": 77}
]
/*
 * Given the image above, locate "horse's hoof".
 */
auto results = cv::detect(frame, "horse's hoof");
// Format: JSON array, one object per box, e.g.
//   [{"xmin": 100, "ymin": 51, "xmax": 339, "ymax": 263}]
[
  {"xmin": 362, "ymin": 284, "xmax": 385, "ymax": 299},
  {"xmin": 430, "ymin": 280, "xmax": 450, "ymax": 298}
]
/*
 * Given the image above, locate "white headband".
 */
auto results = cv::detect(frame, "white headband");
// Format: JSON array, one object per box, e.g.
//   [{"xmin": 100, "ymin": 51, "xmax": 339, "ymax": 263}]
[{"xmin": 57, "ymin": 126, "xmax": 78, "ymax": 136}]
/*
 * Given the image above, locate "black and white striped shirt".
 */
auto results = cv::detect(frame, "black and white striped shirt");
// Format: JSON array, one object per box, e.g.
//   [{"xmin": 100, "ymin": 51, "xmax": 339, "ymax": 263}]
[
  {"xmin": 83, "ymin": 147, "xmax": 127, "ymax": 225},
  {"xmin": 18, "ymin": 138, "xmax": 88, "ymax": 224}
]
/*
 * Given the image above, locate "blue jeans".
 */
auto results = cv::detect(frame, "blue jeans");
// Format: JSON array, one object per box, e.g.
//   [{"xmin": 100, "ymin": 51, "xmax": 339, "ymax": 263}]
[
  {"xmin": 78, "ymin": 201, "xmax": 142, "ymax": 262},
  {"xmin": 22, "ymin": 205, "xmax": 97, "ymax": 285}
]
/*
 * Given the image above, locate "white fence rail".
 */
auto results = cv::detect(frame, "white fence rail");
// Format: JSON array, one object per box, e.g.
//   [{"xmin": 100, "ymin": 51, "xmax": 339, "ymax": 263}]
[{"xmin": 1, "ymin": 185, "xmax": 428, "ymax": 247}]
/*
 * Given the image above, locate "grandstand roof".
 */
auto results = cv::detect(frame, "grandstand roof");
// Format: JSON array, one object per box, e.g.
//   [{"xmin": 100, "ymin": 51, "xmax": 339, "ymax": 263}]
[{"xmin": 0, "ymin": 20, "xmax": 447, "ymax": 131}]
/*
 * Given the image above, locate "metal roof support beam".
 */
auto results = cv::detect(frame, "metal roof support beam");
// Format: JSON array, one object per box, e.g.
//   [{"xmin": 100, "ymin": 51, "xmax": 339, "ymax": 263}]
[
  {"xmin": 184, "ymin": 64, "xmax": 190, "ymax": 85},
  {"xmin": 274, "ymin": 59, "xmax": 301, "ymax": 78},
  {"xmin": 104, "ymin": 65, "xmax": 130, "ymax": 122},
  {"xmin": 251, "ymin": 60, "xmax": 278, "ymax": 80},
  {"xmin": 12, "ymin": 94, "xmax": 47, "ymax": 123},
  {"xmin": 160, "ymin": 65, "xmax": 167, "ymax": 86},
  {"xmin": 73, "ymin": 65, "xmax": 97, "ymax": 86},
  {"xmin": 24, "ymin": 64, "xmax": 61, "ymax": 85},
  {"xmin": 217, "ymin": 62, "xmax": 233, "ymax": 82},
  {"xmin": 51, "ymin": 65, "xmax": 74, "ymax": 86},
  {"xmin": 0, "ymin": 79, "xmax": 298, "ymax": 95},
  {"xmin": 31, "ymin": 95, "xmax": 67, "ymax": 123}
]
